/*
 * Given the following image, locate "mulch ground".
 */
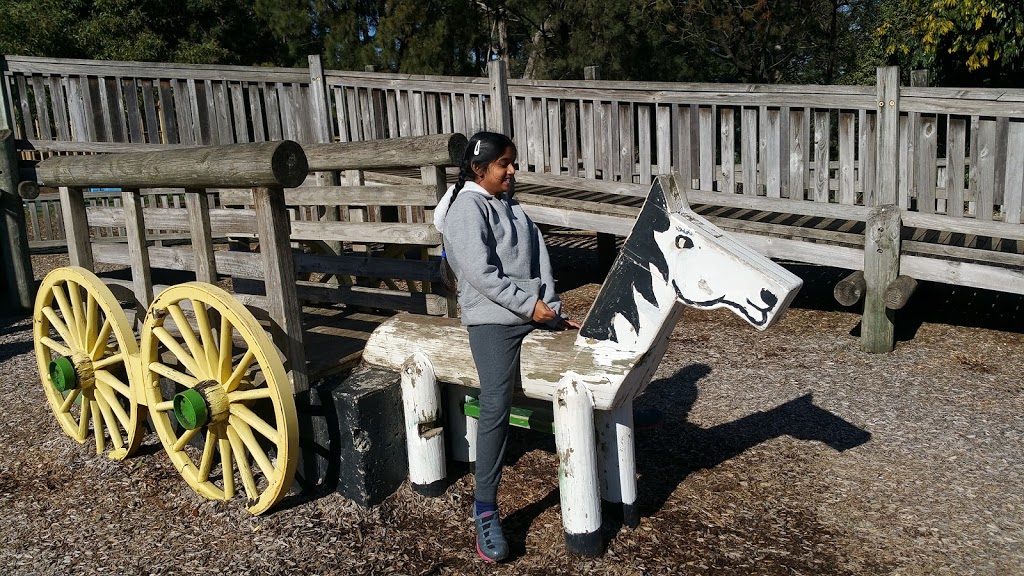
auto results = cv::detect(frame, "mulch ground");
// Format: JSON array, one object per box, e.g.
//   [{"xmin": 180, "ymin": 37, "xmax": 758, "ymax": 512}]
[{"xmin": 0, "ymin": 241, "xmax": 1021, "ymax": 575}]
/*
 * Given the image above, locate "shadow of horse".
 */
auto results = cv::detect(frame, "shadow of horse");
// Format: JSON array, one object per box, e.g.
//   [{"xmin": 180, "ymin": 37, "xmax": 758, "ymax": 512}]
[{"xmin": 501, "ymin": 363, "xmax": 870, "ymax": 554}]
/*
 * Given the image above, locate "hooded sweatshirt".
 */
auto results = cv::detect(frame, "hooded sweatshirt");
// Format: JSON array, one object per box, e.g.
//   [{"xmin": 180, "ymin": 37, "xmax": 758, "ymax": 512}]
[{"xmin": 435, "ymin": 181, "xmax": 562, "ymax": 326}]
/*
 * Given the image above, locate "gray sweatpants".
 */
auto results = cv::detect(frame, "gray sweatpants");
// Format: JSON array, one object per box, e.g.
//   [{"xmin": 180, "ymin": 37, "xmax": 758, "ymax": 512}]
[{"xmin": 466, "ymin": 321, "xmax": 537, "ymax": 504}]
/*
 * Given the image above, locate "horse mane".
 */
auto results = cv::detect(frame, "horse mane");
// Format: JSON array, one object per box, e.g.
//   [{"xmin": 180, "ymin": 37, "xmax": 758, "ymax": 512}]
[{"xmin": 579, "ymin": 177, "xmax": 685, "ymax": 344}]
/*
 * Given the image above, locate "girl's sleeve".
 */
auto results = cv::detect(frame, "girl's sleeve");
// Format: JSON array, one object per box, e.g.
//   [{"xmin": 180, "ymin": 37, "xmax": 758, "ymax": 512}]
[
  {"xmin": 534, "ymin": 221, "xmax": 564, "ymax": 326},
  {"xmin": 445, "ymin": 199, "xmax": 538, "ymax": 318}
]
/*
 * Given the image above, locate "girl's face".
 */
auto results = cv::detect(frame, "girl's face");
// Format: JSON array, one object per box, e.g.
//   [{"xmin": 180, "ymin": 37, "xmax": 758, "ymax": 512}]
[{"xmin": 473, "ymin": 147, "xmax": 517, "ymax": 196}]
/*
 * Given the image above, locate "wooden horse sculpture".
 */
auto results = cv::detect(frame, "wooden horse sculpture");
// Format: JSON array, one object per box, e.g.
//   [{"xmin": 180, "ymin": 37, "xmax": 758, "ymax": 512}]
[{"xmin": 362, "ymin": 174, "xmax": 803, "ymax": 555}]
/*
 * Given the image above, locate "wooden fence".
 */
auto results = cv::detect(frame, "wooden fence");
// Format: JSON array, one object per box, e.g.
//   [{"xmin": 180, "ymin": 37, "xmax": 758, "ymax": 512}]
[{"xmin": 3, "ymin": 55, "xmax": 1022, "ymax": 280}]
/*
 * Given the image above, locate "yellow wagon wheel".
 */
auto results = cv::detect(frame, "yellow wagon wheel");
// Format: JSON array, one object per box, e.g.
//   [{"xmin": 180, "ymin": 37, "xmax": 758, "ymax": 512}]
[
  {"xmin": 32, "ymin": 266, "xmax": 144, "ymax": 459},
  {"xmin": 140, "ymin": 282, "xmax": 298, "ymax": 515}
]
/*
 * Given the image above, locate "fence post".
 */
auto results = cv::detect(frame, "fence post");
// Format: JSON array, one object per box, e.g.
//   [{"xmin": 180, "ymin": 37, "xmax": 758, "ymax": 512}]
[
  {"xmin": 862, "ymin": 67, "xmax": 902, "ymax": 353},
  {"xmin": 0, "ymin": 129, "xmax": 33, "ymax": 313},
  {"xmin": 487, "ymin": 60, "xmax": 511, "ymax": 136},
  {"xmin": 308, "ymin": 55, "xmax": 344, "ymax": 254},
  {"xmin": 0, "ymin": 56, "xmax": 14, "ymax": 133}
]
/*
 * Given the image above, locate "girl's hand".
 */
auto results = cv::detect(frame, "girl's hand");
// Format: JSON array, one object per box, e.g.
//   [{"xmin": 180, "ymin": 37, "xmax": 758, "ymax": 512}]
[
  {"xmin": 532, "ymin": 299, "xmax": 557, "ymax": 323},
  {"xmin": 556, "ymin": 318, "xmax": 581, "ymax": 331}
]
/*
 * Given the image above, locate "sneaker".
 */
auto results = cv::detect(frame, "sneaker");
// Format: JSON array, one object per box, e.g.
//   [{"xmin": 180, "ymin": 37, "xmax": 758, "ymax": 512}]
[{"xmin": 474, "ymin": 510, "xmax": 509, "ymax": 562}]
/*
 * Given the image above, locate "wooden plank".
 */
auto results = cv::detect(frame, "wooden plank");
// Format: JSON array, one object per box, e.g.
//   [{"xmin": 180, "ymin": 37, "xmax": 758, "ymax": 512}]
[
  {"xmin": 487, "ymin": 59, "xmax": 511, "ymax": 135},
  {"xmin": 838, "ymin": 111, "xmax": 856, "ymax": 204},
  {"xmin": 289, "ymin": 221, "xmax": 440, "ymax": 245},
  {"xmin": 674, "ymin": 104, "xmax": 692, "ymax": 188},
  {"xmin": 185, "ymin": 189, "xmax": 217, "ymax": 283},
  {"xmin": 230, "ymin": 83, "xmax": 250, "ymax": 143},
  {"xmin": 719, "ymin": 107, "xmax": 735, "ymax": 194},
  {"xmin": 618, "ymin": 102, "xmax": 634, "ymax": 182},
  {"xmin": 859, "ymin": 110, "xmax": 877, "ymax": 206},
  {"xmin": 395, "ymin": 89, "xmax": 410, "ymax": 139},
  {"xmin": 360, "ymin": 87, "xmax": 376, "ymax": 138},
  {"xmin": 276, "ymin": 83, "xmax": 294, "ymax": 141},
  {"xmin": 59, "ymin": 187, "xmax": 93, "ymax": 267},
  {"xmin": 581, "ymin": 100, "xmax": 596, "ymax": 179},
  {"xmin": 264, "ymin": 82, "xmax": 283, "ymax": 140},
  {"xmin": 252, "ymin": 186, "xmax": 308, "ymax": 393},
  {"xmin": 172, "ymin": 79, "xmax": 195, "ymax": 145},
  {"xmin": 331, "ymin": 86, "xmax": 348, "ymax": 142},
  {"xmin": 212, "ymin": 81, "xmax": 233, "ymax": 143},
  {"xmin": 388, "ymin": 89, "xmax": 401, "ymax": 137},
  {"xmin": 528, "ymin": 97, "xmax": 544, "ymax": 172},
  {"xmin": 152, "ymin": 80, "xmax": 172, "ymax": 144},
  {"xmin": 994, "ymin": 117, "xmax": 1009, "ymax": 206},
  {"xmin": 778, "ymin": 106, "xmax": 791, "ymax": 196},
  {"xmin": 876, "ymin": 67, "xmax": 900, "ymax": 206},
  {"xmin": 307, "ymin": 55, "xmax": 331, "ymax": 144},
  {"xmin": 765, "ymin": 108, "xmax": 781, "ymax": 198},
  {"xmin": 122, "ymin": 78, "xmax": 143, "ymax": 143},
  {"xmin": 247, "ymin": 84, "xmax": 266, "ymax": 142},
  {"xmin": 813, "ymin": 110, "xmax": 830, "ymax": 202},
  {"xmin": 968, "ymin": 115, "xmax": 980, "ymax": 215},
  {"xmin": 565, "ymin": 101, "xmax": 579, "ymax": 177},
  {"xmin": 14, "ymin": 75, "xmax": 34, "ymax": 139},
  {"xmin": 105, "ymin": 77, "xmax": 128, "ymax": 142},
  {"xmin": 655, "ymin": 104, "xmax": 670, "ymax": 176},
  {"xmin": 66, "ymin": 77, "xmax": 90, "ymax": 141},
  {"xmin": 424, "ymin": 92, "xmax": 438, "ymax": 135},
  {"xmin": 792, "ymin": 108, "xmax": 811, "ymax": 200},
  {"xmin": 638, "ymin": 104, "xmax": 652, "ymax": 184},
  {"xmin": 898, "ymin": 115, "xmax": 911, "ymax": 208},
  {"xmin": 48, "ymin": 76, "xmax": 71, "ymax": 140},
  {"xmin": 698, "ymin": 106, "xmax": 714, "ymax": 190},
  {"xmin": 976, "ymin": 118, "xmax": 997, "ymax": 220},
  {"xmin": 254, "ymin": 185, "xmax": 441, "ymax": 207},
  {"xmin": 1002, "ymin": 119, "xmax": 1024, "ymax": 224},
  {"xmin": 120, "ymin": 188, "xmax": 154, "ymax": 307},
  {"xmin": 945, "ymin": 117, "xmax": 967, "ymax": 218},
  {"xmin": 30, "ymin": 76, "xmax": 52, "ymax": 140},
  {"xmin": 548, "ymin": 98, "xmax": 562, "ymax": 174},
  {"xmin": 916, "ymin": 115, "xmax": 938, "ymax": 213},
  {"xmin": 601, "ymin": 102, "xmax": 617, "ymax": 180}
]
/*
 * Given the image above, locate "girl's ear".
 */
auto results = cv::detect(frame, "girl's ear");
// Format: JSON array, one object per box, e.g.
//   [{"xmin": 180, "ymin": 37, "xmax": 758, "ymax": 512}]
[{"xmin": 470, "ymin": 163, "xmax": 484, "ymax": 179}]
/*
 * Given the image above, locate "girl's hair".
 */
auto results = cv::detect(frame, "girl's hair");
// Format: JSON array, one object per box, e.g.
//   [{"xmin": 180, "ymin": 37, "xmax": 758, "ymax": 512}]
[{"xmin": 450, "ymin": 131, "xmax": 517, "ymax": 203}]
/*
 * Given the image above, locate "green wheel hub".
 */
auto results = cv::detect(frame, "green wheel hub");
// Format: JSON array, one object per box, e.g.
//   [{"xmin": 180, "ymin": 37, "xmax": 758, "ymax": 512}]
[
  {"xmin": 173, "ymin": 389, "xmax": 209, "ymax": 430},
  {"xmin": 49, "ymin": 357, "xmax": 77, "ymax": 393}
]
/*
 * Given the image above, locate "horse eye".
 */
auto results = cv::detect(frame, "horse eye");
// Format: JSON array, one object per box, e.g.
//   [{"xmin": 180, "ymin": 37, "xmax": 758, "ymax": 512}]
[{"xmin": 675, "ymin": 235, "xmax": 694, "ymax": 249}]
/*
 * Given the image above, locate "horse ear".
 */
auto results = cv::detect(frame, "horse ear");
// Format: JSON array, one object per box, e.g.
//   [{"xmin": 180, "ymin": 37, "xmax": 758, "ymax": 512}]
[{"xmin": 652, "ymin": 174, "xmax": 691, "ymax": 214}]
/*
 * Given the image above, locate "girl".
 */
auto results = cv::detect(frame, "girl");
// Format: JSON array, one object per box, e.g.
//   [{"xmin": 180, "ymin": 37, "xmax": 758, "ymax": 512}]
[{"xmin": 434, "ymin": 131, "xmax": 579, "ymax": 562}]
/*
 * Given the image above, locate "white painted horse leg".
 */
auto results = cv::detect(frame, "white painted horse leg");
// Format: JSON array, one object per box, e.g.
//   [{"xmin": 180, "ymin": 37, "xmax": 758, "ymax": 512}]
[
  {"xmin": 400, "ymin": 352, "xmax": 446, "ymax": 496},
  {"xmin": 553, "ymin": 377, "xmax": 603, "ymax": 556},
  {"xmin": 445, "ymin": 383, "xmax": 477, "ymax": 466},
  {"xmin": 596, "ymin": 401, "xmax": 639, "ymax": 528}
]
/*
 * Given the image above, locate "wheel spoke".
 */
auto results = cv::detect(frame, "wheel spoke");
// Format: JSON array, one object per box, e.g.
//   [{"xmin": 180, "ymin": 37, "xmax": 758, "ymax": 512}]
[
  {"xmin": 51, "ymin": 284, "xmax": 79, "ymax": 348},
  {"xmin": 193, "ymin": 302, "xmax": 219, "ymax": 381},
  {"xmin": 225, "ymin": 350, "xmax": 256, "ymax": 392},
  {"xmin": 153, "ymin": 326, "xmax": 202, "ymax": 377},
  {"xmin": 173, "ymin": 427, "xmax": 200, "ymax": 452},
  {"xmin": 94, "ymin": 391, "xmax": 124, "ymax": 450},
  {"xmin": 67, "ymin": 281, "xmax": 87, "ymax": 346},
  {"xmin": 229, "ymin": 404, "xmax": 280, "ymax": 446},
  {"xmin": 93, "ymin": 400, "xmax": 105, "ymax": 453},
  {"xmin": 231, "ymin": 418, "xmax": 275, "ymax": 480},
  {"xmin": 218, "ymin": 315, "xmax": 233, "ymax": 382},
  {"xmin": 227, "ymin": 425, "xmax": 259, "ymax": 500},
  {"xmin": 220, "ymin": 434, "xmax": 235, "ymax": 499},
  {"xmin": 59, "ymin": 388, "xmax": 81, "ymax": 413},
  {"xmin": 153, "ymin": 400, "xmax": 174, "ymax": 412},
  {"xmin": 93, "ymin": 353, "xmax": 124, "ymax": 371},
  {"xmin": 85, "ymin": 292, "xmax": 98, "ymax": 353},
  {"xmin": 198, "ymin": 428, "xmax": 218, "ymax": 483},
  {"xmin": 95, "ymin": 381, "xmax": 131, "ymax": 431},
  {"xmin": 228, "ymin": 388, "xmax": 273, "ymax": 402},
  {"xmin": 42, "ymin": 307, "xmax": 77, "ymax": 350},
  {"xmin": 89, "ymin": 318, "xmax": 113, "ymax": 360},
  {"xmin": 40, "ymin": 336, "xmax": 74, "ymax": 358},
  {"xmin": 148, "ymin": 361, "xmax": 200, "ymax": 388},
  {"xmin": 168, "ymin": 303, "xmax": 210, "ymax": 379},
  {"xmin": 95, "ymin": 370, "xmax": 132, "ymax": 400},
  {"xmin": 77, "ymin": 394, "xmax": 91, "ymax": 439}
]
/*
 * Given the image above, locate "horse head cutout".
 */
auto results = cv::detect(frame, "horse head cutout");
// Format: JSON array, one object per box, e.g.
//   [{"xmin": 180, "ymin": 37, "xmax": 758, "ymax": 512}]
[{"xmin": 578, "ymin": 175, "xmax": 803, "ymax": 353}]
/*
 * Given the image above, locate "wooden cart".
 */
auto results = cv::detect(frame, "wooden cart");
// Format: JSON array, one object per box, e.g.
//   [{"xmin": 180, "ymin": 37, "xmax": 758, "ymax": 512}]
[{"xmin": 31, "ymin": 134, "xmax": 465, "ymax": 514}]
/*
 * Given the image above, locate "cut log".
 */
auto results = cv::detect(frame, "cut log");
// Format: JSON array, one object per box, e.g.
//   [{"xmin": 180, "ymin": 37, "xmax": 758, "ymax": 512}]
[
  {"xmin": 834, "ymin": 270, "xmax": 866, "ymax": 306},
  {"xmin": 884, "ymin": 275, "xmax": 918, "ymax": 310},
  {"xmin": 400, "ymin": 352, "xmax": 446, "ymax": 497}
]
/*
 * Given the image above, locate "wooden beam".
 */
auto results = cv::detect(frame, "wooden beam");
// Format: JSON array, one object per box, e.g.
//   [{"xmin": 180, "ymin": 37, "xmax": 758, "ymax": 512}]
[
  {"xmin": 834, "ymin": 270, "xmax": 866, "ymax": 307},
  {"xmin": 875, "ymin": 67, "xmax": 900, "ymax": 206},
  {"xmin": 303, "ymin": 133, "xmax": 468, "ymax": 172},
  {"xmin": 36, "ymin": 140, "xmax": 308, "ymax": 189},
  {"xmin": 0, "ymin": 129, "xmax": 34, "ymax": 311},
  {"xmin": 862, "ymin": 205, "xmax": 901, "ymax": 353},
  {"xmin": 884, "ymin": 275, "xmax": 918, "ymax": 310}
]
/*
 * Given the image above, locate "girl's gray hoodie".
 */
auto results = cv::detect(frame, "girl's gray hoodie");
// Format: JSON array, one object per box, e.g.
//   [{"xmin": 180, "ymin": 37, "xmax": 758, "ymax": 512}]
[{"xmin": 435, "ymin": 181, "xmax": 562, "ymax": 326}]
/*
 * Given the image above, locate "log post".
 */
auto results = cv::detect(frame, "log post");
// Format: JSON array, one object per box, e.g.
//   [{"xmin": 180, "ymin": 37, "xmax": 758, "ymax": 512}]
[
  {"xmin": 834, "ymin": 270, "xmax": 866, "ymax": 306},
  {"xmin": 884, "ymin": 275, "xmax": 918, "ymax": 310},
  {"xmin": 553, "ymin": 377, "xmax": 603, "ymax": 557},
  {"xmin": 0, "ymin": 129, "xmax": 33, "ymax": 312},
  {"xmin": 487, "ymin": 60, "xmax": 511, "ymax": 136},
  {"xmin": 401, "ymin": 352, "xmax": 447, "ymax": 496},
  {"xmin": 446, "ymin": 383, "xmax": 477, "ymax": 465},
  {"xmin": 875, "ymin": 67, "xmax": 900, "ymax": 207},
  {"xmin": 596, "ymin": 401, "xmax": 639, "ymax": 529},
  {"xmin": 862, "ymin": 205, "xmax": 901, "ymax": 353},
  {"xmin": 17, "ymin": 180, "xmax": 39, "ymax": 200}
]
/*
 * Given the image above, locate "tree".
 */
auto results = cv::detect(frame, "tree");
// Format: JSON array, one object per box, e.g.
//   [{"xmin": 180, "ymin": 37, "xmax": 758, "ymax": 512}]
[{"xmin": 876, "ymin": 0, "xmax": 1024, "ymax": 86}]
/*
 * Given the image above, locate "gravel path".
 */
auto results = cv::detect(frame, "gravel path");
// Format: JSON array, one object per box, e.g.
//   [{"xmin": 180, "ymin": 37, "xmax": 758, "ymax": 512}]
[{"xmin": 0, "ymin": 251, "xmax": 1021, "ymax": 575}]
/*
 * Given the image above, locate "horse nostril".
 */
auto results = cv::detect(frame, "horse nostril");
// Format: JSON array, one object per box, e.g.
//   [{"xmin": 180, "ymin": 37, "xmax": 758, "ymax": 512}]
[
  {"xmin": 675, "ymin": 235, "xmax": 694, "ymax": 249},
  {"xmin": 760, "ymin": 288, "xmax": 778, "ymax": 308}
]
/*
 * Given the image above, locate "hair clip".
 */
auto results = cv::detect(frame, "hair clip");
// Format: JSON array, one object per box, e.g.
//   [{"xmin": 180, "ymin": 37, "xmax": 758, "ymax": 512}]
[{"xmin": 473, "ymin": 140, "xmax": 481, "ymax": 155}]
